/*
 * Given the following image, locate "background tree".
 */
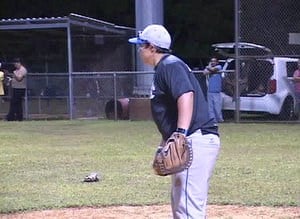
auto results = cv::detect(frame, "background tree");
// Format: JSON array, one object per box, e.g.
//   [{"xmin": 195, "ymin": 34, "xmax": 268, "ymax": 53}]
[{"xmin": 0, "ymin": 0, "xmax": 234, "ymax": 67}]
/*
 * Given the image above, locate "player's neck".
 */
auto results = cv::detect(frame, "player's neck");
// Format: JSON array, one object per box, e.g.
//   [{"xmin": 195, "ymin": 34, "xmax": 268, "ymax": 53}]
[{"xmin": 154, "ymin": 53, "xmax": 167, "ymax": 67}]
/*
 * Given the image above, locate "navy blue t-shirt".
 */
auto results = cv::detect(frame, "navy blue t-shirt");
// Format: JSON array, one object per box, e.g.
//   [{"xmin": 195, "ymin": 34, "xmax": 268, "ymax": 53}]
[
  {"xmin": 208, "ymin": 64, "xmax": 222, "ymax": 93},
  {"xmin": 150, "ymin": 55, "xmax": 218, "ymax": 140}
]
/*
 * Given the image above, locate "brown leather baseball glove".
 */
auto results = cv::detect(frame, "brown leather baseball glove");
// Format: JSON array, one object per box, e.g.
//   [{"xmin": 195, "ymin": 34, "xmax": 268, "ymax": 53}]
[{"xmin": 152, "ymin": 132, "xmax": 193, "ymax": 176}]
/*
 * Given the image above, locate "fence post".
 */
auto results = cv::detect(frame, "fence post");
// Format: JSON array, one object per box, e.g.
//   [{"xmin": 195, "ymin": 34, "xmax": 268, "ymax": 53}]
[
  {"xmin": 234, "ymin": 0, "xmax": 241, "ymax": 123},
  {"xmin": 113, "ymin": 73, "xmax": 117, "ymax": 121},
  {"xmin": 67, "ymin": 22, "xmax": 74, "ymax": 120},
  {"xmin": 24, "ymin": 87, "xmax": 28, "ymax": 120}
]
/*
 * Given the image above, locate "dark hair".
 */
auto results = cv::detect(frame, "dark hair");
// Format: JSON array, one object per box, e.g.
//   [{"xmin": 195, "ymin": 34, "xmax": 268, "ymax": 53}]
[
  {"xmin": 142, "ymin": 43, "xmax": 171, "ymax": 54},
  {"xmin": 156, "ymin": 47, "xmax": 172, "ymax": 54},
  {"xmin": 13, "ymin": 58, "xmax": 21, "ymax": 63},
  {"xmin": 142, "ymin": 42, "xmax": 151, "ymax": 48}
]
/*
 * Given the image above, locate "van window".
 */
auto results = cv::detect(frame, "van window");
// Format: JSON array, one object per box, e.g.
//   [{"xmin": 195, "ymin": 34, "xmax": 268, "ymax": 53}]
[
  {"xmin": 248, "ymin": 60, "xmax": 273, "ymax": 93},
  {"xmin": 222, "ymin": 60, "xmax": 249, "ymax": 96},
  {"xmin": 287, "ymin": 61, "xmax": 298, "ymax": 77},
  {"xmin": 222, "ymin": 59, "xmax": 273, "ymax": 96}
]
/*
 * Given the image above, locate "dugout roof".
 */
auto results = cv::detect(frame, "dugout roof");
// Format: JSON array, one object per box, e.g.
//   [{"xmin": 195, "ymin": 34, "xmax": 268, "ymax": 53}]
[
  {"xmin": 0, "ymin": 13, "xmax": 135, "ymax": 72},
  {"xmin": 0, "ymin": 13, "xmax": 133, "ymax": 34},
  {"xmin": 0, "ymin": 13, "xmax": 135, "ymax": 119}
]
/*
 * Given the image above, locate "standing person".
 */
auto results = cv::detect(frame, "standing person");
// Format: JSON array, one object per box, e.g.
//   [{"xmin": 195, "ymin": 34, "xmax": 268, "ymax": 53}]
[
  {"xmin": 204, "ymin": 58, "xmax": 224, "ymax": 122},
  {"xmin": 128, "ymin": 24, "xmax": 221, "ymax": 219},
  {"xmin": 0, "ymin": 63, "xmax": 5, "ymax": 104},
  {"xmin": 0, "ymin": 63, "xmax": 4, "ymax": 97},
  {"xmin": 293, "ymin": 59, "xmax": 300, "ymax": 105},
  {"xmin": 6, "ymin": 58, "xmax": 27, "ymax": 121}
]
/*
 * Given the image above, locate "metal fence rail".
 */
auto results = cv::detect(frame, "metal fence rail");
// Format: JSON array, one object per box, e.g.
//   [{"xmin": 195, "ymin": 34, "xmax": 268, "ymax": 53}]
[
  {"xmin": 22, "ymin": 71, "xmax": 155, "ymax": 120},
  {"xmin": 1, "ymin": 70, "xmax": 299, "ymax": 122}
]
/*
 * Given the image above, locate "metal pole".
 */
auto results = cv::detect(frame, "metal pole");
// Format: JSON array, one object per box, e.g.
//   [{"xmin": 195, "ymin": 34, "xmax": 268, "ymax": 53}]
[
  {"xmin": 113, "ymin": 73, "xmax": 117, "ymax": 121},
  {"xmin": 67, "ymin": 21, "xmax": 74, "ymax": 119},
  {"xmin": 24, "ymin": 76, "xmax": 28, "ymax": 119},
  {"xmin": 135, "ymin": 0, "xmax": 163, "ymax": 96},
  {"xmin": 234, "ymin": 0, "xmax": 241, "ymax": 123}
]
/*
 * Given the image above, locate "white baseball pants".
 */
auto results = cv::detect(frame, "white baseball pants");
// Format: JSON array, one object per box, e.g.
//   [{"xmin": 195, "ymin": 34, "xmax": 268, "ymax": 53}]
[{"xmin": 171, "ymin": 130, "xmax": 221, "ymax": 219}]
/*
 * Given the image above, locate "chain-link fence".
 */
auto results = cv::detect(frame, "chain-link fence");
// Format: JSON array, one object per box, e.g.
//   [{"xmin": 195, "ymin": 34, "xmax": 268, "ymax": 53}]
[
  {"xmin": 1, "ymin": 79, "xmax": 299, "ymax": 122},
  {"xmin": 0, "ymin": 68, "xmax": 299, "ymax": 121},
  {"xmin": 217, "ymin": 0, "xmax": 300, "ymax": 122},
  {"xmin": 240, "ymin": 0, "xmax": 300, "ymax": 57},
  {"xmin": 0, "ymin": 72, "xmax": 154, "ymax": 120},
  {"xmin": 0, "ymin": 71, "xmax": 204, "ymax": 121}
]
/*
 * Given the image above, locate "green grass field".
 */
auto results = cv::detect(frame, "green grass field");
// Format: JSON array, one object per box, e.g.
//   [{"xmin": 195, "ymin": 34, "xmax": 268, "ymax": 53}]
[{"xmin": 0, "ymin": 120, "xmax": 299, "ymax": 214}]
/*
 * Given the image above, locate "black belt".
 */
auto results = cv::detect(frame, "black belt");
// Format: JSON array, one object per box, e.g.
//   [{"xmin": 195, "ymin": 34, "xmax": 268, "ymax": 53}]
[{"xmin": 201, "ymin": 126, "xmax": 219, "ymax": 137}]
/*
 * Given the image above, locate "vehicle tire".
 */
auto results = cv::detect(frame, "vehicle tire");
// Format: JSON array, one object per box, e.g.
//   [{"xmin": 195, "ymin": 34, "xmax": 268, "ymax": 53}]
[{"xmin": 278, "ymin": 97, "xmax": 295, "ymax": 120}]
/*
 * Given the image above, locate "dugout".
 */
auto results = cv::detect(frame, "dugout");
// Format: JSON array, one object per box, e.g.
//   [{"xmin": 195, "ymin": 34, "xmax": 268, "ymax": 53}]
[{"xmin": 0, "ymin": 13, "xmax": 135, "ymax": 119}]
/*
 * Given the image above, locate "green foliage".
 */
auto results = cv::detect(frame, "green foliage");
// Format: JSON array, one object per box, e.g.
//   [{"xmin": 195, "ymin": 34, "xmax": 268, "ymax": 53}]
[
  {"xmin": 0, "ymin": 121, "xmax": 299, "ymax": 213},
  {"xmin": 0, "ymin": 0, "xmax": 234, "ymax": 67},
  {"xmin": 165, "ymin": 0, "xmax": 234, "ymax": 63}
]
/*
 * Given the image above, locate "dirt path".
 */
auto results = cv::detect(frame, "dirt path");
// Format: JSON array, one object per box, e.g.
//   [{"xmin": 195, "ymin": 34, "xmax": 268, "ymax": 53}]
[{"xmin": 0, "ymin": 205, "xmax": 299, "ymax": 219}]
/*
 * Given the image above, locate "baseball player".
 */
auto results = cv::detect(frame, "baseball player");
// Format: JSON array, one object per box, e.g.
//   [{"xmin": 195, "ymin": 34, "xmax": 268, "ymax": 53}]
[{"xmin": 129, "ymin": 24, "xmax": 221, "ymax": 218}]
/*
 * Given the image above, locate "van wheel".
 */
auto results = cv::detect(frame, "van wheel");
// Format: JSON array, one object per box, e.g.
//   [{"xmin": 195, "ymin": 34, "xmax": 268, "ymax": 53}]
[{"xmin": 278, "ymin": 97, "xmax": 295, "ymax": 120}]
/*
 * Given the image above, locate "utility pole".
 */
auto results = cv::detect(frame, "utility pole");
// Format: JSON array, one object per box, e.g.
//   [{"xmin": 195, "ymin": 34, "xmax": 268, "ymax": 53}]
[{"xmin": 134, "ymin": 0, "xmax": 163, "ymax": 96}]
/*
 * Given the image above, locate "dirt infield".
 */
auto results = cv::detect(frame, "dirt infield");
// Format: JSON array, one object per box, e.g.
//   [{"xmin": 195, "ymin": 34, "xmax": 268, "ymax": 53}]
[{"xmin": 1, "ymin": 205, "xmax": 299, "ymax": 219}]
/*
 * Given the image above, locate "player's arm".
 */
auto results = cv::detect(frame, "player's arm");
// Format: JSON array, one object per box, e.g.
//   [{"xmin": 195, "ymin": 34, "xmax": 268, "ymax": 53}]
[
  {"xmin": 206, "ymin": 65, "xmax": 221, "ymax": 74},
  {"xmin": 176, "ymin": 91, "xmax": 193, "ymax": 133},
  {"xmin": 293, "ymin": 75, "xmax": 300, "ymax": 82},
  {"xmin": 13, "ymin": 68, "xmax": 27, "ymax": 81}
]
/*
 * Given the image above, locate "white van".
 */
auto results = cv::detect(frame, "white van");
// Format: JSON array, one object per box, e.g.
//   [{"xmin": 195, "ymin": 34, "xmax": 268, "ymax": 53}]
[{"xmin": 212, "ymin": 42, "xmax": 299, "ymax": 120}]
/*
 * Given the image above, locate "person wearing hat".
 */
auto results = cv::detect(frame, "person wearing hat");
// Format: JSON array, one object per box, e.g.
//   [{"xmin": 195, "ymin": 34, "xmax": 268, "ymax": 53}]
[
  {"xmin": 129, "ymin": 24, "xmax": 221, "ymax": 218},
  {"xmin": 6, "ymin": 58, "xmax": 27, "ymax": 121}
]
